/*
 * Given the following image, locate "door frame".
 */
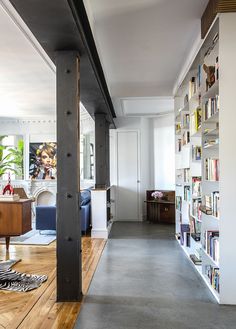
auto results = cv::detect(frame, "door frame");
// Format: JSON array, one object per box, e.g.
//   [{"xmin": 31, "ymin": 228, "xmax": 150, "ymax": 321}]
[{"xmin": 113, "ymin": 129, "xmax": 141, "ymax": 221}]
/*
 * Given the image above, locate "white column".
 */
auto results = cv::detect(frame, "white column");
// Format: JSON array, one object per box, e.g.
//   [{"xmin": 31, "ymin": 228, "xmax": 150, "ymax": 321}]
[{"xmin": 91, "ymin": 189, "xmax": 108, "ymax": 239}]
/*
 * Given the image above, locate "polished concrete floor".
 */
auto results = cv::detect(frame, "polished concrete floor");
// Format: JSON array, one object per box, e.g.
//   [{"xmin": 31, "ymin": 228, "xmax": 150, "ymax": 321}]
[{"xmin": 74, "ymin": 222, "xmax": 236, "ymax": 329}]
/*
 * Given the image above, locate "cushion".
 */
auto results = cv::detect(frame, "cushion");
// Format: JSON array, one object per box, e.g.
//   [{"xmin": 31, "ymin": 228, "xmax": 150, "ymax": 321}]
[{"xmin": 80, "ymin": 189, "xmax": 91, "ymax": 206}]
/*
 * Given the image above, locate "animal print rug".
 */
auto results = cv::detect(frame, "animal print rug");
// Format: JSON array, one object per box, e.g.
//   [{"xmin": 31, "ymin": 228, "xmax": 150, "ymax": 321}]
[{"xmin": 0, "ymin": 259, "xmax": 47, "ymax": 292}]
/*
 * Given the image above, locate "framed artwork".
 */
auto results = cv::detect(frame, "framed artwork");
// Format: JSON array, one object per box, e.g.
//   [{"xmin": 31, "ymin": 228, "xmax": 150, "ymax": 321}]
[{"xmin": 29, "ymin": 142, "xmax": 57, "ymax": 180}]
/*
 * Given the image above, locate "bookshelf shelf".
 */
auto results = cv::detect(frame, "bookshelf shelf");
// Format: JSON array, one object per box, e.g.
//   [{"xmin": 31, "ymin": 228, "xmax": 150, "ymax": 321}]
[
  {"xmin": 176, "ymin": 237, "xmax": 220, "ymax": 303},
  {"xmin": 202, "ymin": 248, "xmax": 219, "ymax": 267},
  {"xmin": 190, "ymin": 129, "xmax": 202, "ymax": 138},
  {"xmin": 189, "ymin": 92, "xmax": 200, "ymax": 103},
  {"xmin": 203, "ymin": 143, "xmax": 219, "ymax": 150},
  {"xmin": 204, "ymin": 111, "xmax": 219, "ymax": 124},
  {"xmin": 203, "ymin": 128, "xmax": 219, "ymax": 136},
  {"xmin": 202, "ymin": 80, "xmax": 219, "ymax": 99},
  {"xmin": 175, "ymin": 14, "xmax": 236, "ymax": 304},
  {"xmin": 202, "ymin": 212, "xmax": 219, "ymax": 221},
  {"xmin": 204, "ymin": 179, "xmax": 219, "ymax": 183},
  {"xmin": 191, "ymin": 212, "xmax": 201, "ymax": 220},
  {"xmin": 201, "ymin": 274, "xmax": 220, "ymax": 303}
]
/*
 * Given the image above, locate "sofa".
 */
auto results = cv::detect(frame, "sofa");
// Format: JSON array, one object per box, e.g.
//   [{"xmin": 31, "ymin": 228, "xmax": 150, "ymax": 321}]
[{"xmin": 35, "ymin": 189, "xmax": 91, "ymax": 234}]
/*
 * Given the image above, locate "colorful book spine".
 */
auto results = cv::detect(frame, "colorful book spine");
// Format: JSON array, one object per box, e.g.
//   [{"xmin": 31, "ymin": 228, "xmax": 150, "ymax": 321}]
[
  {"xmin": 204, "ymin": 96, "xmax": 219, "ymax": 120},
  {"xmin": 192, "ymin": 176, "xmax": 202, "ymax": 198},
  {"xmin": 192, "ymin": 146, "xmax": 201, "ymax": 160},
  {"xmin": 205, "ymin": 158, "xmax": 219, "ymax": 181},
  {"xmin": 204, "ymin": 230, "xmax": 219, "ymax": 264},
  {"xmin": 205, "ymin": 265, "xmax": 220, "ymax": 293}
]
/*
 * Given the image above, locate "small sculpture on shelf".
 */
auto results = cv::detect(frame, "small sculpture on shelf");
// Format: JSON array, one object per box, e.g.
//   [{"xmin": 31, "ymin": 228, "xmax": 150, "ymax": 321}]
[
  {"xmin": 2, "ymin": 173, "xmax": 14, "ymax": 195},
  {"xmin": 203, "ymin": 64, "xmax": 215, "ymax": 91},
  {"xmin": 0, "ymin": 173, "xmax": 20, "ymax": 201}
]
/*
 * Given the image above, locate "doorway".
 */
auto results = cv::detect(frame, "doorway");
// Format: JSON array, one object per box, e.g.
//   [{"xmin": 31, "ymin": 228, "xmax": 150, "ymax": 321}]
[{"xmin": 116, "ymin": 130, "xmax": 140, "ymax": 221}]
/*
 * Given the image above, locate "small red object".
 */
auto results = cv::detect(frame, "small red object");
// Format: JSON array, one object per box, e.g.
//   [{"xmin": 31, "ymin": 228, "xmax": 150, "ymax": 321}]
[{"xmin": 3, "ymin": 173, "xmax": 14, "ymax": 195}]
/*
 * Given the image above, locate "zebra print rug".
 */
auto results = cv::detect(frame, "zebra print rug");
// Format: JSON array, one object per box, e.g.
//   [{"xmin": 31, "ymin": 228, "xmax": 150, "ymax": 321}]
[
  {"xmin": 0, "ymin": 259, "xmax": 21, "ymax": 271},
  {"xmin": 0, "ymin": 269, "xmax": 47, "ymax": 292}
]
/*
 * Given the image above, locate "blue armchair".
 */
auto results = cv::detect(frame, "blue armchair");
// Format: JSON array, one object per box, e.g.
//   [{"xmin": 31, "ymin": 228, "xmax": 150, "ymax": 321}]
[
  {"xmin": 35, "ymin": 189, "xmax": 91, "ymax": 233},
  {"xmin": 36, "ymin": 205, "xmax": 56, "ymax": 231}
]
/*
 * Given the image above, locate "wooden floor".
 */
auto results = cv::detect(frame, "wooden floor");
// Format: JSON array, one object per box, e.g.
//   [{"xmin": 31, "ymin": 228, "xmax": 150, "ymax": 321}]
[{"xmin": 0, "ymin": 237, "xmax": 106, "ymax": 329}]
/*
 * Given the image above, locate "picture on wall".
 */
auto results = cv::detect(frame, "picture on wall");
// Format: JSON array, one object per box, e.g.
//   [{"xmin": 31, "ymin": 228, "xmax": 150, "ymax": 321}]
[{"xmin": 29, "ymin": 142, "xmax": 57, "ymax": 180}]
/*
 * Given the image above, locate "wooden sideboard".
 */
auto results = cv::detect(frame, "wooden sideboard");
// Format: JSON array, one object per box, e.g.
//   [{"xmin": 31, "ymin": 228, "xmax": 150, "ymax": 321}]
[
  {"xmin": 0, "ymin": 199, "xmax": 32, "ymax": 250},
  {"xmin": 145, "ymin": 190, "xmax": 175, "ymax": 224}
]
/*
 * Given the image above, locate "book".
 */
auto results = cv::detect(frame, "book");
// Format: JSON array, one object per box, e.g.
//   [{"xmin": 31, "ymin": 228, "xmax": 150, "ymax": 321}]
[
  {"xmin": 199, "ymin": 205, "xmax": 212, "ymax": 215},
  {"xmin": 190, "ymin": 254, "xmax": 202, "ymax": 265},
  {"xmin": 192, "ymin": 146, "xmax": 201, "ymax": 161},
  {"xmin": 0, "ymin": 194, "xmax": 20, "ymax": 202},
  {"xmin": 205, "ymin": 158, "xmax": 219, "ymax": 181},
  {"xmin": 191, "ymin": 233, "xmax": 201, "ymax": 242},
  {"xmin": 202, "ymin": 192, "xmax": 220, "ymax": 218},
  {"xmin": 192, "ymin": 176, "xmax": 201, "ymax": 198},
  {"xmin": 205, "ymin": 265, "xmax": 220, "ymax": 293}
]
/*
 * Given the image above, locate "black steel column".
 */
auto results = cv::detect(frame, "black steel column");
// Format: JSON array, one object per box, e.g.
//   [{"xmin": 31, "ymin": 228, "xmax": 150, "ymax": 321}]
[
  {"xmin": 95, "ymin": 113, "xmax": 110, "ymax": 188},
  {"xmin": 56, "ymin": 51, "xmax": 82, "ymax": 301}
]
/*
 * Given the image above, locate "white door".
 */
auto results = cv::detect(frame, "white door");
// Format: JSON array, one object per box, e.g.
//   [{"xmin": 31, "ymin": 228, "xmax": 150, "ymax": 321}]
[{"xmin": 116, "ymin": 131, "xmax": 140, "ymax": 221}]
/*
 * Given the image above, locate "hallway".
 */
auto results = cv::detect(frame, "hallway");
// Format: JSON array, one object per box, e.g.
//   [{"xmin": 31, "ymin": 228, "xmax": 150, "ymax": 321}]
[{"xmin": 74, "ymin": 222, "xmax": 236, "ymax": 329}]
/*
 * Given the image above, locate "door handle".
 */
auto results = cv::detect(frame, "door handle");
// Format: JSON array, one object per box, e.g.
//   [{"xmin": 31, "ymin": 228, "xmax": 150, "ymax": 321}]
[{"xmin": 137, "ymin": 180, "xmax": 140, "ymax": 183}]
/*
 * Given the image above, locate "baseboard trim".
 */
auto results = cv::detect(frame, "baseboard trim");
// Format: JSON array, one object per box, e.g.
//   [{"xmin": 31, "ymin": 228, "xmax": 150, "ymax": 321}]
[{"xmin": 91, "ymin": 228, "xmax": 108, "ymax": 239}]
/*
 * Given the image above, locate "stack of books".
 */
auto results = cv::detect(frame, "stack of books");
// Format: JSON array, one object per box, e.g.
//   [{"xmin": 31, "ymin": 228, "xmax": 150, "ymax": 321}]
[{"xmin": 0, "ymin": 194, "xmax": 20, "ymax": 202}]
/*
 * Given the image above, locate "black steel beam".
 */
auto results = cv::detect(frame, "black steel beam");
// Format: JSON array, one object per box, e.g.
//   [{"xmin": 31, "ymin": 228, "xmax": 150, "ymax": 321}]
[
  {"xmin": 56, "ymin": 51, "xmax": 82, "ymax": 301},
  {"xmin": 9, "ymin": 0, "xmax": 116, "ymax": 126},
  {"xmin": 95, "ymin": 113, "xmax": 110, "ymax": 188}
]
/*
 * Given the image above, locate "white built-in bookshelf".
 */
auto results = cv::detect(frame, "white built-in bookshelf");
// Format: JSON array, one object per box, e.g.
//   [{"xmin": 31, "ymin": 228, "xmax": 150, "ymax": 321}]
[{"xmin": 175, "ymin": 13, "xmax": 236, "ymax": 304}]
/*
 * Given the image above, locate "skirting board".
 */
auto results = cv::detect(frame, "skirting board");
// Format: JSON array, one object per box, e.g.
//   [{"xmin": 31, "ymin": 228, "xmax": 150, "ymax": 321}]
[{"xmin": 91, "ymin": 228, "xmax": 109, "ymax": 239}]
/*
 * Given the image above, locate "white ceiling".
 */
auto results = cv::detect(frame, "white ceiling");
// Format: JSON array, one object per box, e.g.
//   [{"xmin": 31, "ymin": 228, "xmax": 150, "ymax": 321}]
[
  {"xmin": 0, "ymin": 1, "xmax": 56, "ymax": 119},
  {"xmin": 84, "ymin": 0, "xmax": 208, "ymax": 117},
  {"xmin": 0, "ymin": 0, "xmax": 208, "ymax": 120}
]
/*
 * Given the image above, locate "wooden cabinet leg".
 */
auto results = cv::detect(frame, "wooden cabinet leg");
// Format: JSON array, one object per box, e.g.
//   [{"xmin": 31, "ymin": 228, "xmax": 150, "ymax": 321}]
[{"xmin": 5, "ymin": 237, "xmax": 10, "ymax": 251}]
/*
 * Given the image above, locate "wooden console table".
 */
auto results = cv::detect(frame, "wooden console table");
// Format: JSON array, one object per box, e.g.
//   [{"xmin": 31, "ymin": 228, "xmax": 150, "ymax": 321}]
[
  {"xmin": 145, "ymin": 190, "xmax": 175, "ymax": 224},
  {"xmin": 0, "ymin": 199, "xmax": 32, "ymax": 250}
]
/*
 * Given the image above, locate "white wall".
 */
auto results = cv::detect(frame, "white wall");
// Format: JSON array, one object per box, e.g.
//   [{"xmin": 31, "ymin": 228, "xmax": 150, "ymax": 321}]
[{"xmin": 153, "ymin": 114, "xmax": 175, "ymax": 190}]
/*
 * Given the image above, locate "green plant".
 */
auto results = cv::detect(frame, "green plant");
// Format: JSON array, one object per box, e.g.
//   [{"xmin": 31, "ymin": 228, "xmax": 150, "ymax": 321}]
[{"xmin": 0, "ymin": 137, "xmax": 24, "ymax": 179}]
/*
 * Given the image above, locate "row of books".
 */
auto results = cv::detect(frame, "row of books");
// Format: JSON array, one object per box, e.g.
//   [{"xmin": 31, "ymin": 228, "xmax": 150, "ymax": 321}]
[
  {"xmin": 180, "ymin": 224, "xmax": 190, "ymax": 246},
  {"xmin": 203, "ymin": 192, "xmax": 220, "ymax": 218},
  {"xmin": 182, "ymin": 113, "xmax": 190, "ymax": 128},
  {"xmin": 177, "ymin": 139, "xmax": 181, "ymax": 152},
  {"xmin": 182, "ymin": 131, "xmax": 190, "ymax": 146},
  {"xmin": 205, "ymin": 265, "xmax": 220, "ymax": 293},
  {"xmin": 184, "ymin": 185, "xmax": 190, "ymax": 202},
  {"xmin": 192, "ymin": 198, "xmax": 202, "ymax": 221},
  {"xmin": 183, "ymin": 168, "xmax": 190, "ymax": 183},
  {"xmin": 189, "ymin": 77, "xmax": 197, "ymax": 99},
  {"xmin": 204, "ymin": 230, "xmax": 219, "ymax": 264},
  {"xmin": 205, "ymin": 158, "xmax": 219, "ymax": 181},
  {"xmin": 175, "ymin": 123, "xmax": 181, "ymax": 134},
  {"xmin": 176, "ymin": 196, "xmax": 182, "ymax": 211},
  {"xmin": 192, "ymin": 146, "xmax": 201, "ymax": 161},
  {"xmin": 192, "ymin": 176, "xmax": 201, "ymax": 198},
  {"xmin": 190, "ymin": 107, "xmax": 202, "ymax": 136},
  {"xmin": 204, "ymin": 96, "xmax": 219, "ymax": 121}
]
